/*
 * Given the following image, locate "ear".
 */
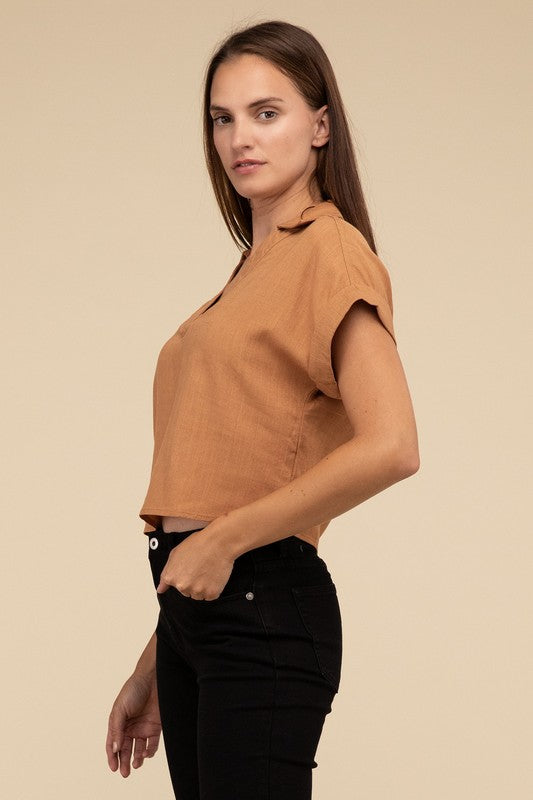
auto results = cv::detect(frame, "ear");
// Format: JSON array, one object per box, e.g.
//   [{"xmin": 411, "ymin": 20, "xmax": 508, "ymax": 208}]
[{"xmin": 312, "ymin": 104, "xmax": 329, "ymax": 147}]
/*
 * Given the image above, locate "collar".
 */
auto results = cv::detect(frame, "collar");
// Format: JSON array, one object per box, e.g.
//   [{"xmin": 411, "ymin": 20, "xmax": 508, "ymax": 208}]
[
  {"xmin": 239, "ymin": 200, "xmax": 344, "ymax": 265},
  {"xmin": 276, "ymin": 199, "xmax": 343, "ymax": 231}
]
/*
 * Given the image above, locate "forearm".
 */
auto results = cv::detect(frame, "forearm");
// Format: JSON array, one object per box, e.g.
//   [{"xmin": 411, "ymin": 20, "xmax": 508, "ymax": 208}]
[
  {"xmin": 213, "ymin": 433, "xmax": 418, "ymax": 559},
  {"xmin": 133, "ymin": 631, "xmax": 157, "ymax": 681}
]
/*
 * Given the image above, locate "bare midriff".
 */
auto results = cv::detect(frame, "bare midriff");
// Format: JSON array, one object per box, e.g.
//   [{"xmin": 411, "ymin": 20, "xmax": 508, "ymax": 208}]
[{"xmin": 161, "ymin": 515, "xmax": 211, "ymax": 533}]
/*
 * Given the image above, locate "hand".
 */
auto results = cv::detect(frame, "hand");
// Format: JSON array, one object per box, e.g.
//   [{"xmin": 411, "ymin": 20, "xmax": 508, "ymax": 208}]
[
  {"xmin": 156, "ymin": 525, "xmax": 235, "ymax": 600},
  {"xmin": 106, "ymin": 672, "xmax": 161, "ymax": 778}
]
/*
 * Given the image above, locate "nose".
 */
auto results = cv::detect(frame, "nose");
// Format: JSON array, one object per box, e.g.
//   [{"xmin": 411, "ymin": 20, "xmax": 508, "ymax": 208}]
[{"xmin": 230, "ymin": 115, "xmax": 254, "ymax": 152}]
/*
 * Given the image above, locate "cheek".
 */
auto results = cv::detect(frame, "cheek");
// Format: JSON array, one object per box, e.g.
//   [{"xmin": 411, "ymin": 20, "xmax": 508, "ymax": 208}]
[
  {"xmin": 276, "ymin": 131, "xmax": 313, "ymax": 169},
  {"xmin": 212, "ymin": 129, "xmax": 229, "ymax": 161},
  {"xmin": 275, "ymin": 119, "xmax": 314, "ymax": 155}
]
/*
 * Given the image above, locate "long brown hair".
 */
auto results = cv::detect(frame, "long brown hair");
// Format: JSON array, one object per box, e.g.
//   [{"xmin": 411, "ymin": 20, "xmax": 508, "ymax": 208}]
[{"xmin": 202, "ymin": 20, "xmax": 378, "ymax": 254}]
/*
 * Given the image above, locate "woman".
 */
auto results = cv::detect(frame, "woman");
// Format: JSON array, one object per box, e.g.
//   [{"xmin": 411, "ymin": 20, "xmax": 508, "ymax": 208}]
[{"xmin": 106, "ymin": 19, "xmax": 419, "ymax": 799}]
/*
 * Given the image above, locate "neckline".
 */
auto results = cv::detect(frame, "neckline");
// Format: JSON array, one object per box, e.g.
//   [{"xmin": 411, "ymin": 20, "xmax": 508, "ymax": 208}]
[
  {"xmin": 189, "ymin": 200, "xmax": 342, "ymax": 321},
  {"xmin": 240, "ymin": 198, "xmax": 342, "ymax": 265},
  {"xmin": 219, "ymin": 199, "xmax": 343, "ymax": 297}
]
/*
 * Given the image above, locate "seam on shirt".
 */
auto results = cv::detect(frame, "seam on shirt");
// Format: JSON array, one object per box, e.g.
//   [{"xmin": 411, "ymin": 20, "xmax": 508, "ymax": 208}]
[
  {"xmin": 332, "ymin": 217, "xmax": 353, "ymax": 286},
  {"xmin": 288, "ymin": 387, "xmax": 317, "ymax": 481}
]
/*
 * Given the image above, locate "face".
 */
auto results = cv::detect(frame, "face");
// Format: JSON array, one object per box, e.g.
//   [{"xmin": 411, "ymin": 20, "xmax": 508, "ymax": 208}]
[{"xmin": 209, "ymin": 54, "xmax": 329, "ymax": 207}]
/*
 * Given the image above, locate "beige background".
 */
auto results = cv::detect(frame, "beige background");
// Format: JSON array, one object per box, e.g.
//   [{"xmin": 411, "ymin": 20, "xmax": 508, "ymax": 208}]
[{"xmin": 2, "ymin": 1, "xmax": 532, "ymax": 797}]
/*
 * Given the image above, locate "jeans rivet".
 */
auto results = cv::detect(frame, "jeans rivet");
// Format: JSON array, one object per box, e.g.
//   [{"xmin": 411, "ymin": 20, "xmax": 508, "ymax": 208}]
[
  {"xmin": 245, "ymin": 591, "xmax": 254, "ymax": 600},
  {"xmin": 149, "ymin": 537, "xmax": 159, "ymax": 550}
]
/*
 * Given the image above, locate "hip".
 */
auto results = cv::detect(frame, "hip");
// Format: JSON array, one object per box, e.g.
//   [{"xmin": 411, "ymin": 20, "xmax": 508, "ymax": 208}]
[{"xmin": 147, "ymin": 527, "xmax": 343, "ymax": 693}]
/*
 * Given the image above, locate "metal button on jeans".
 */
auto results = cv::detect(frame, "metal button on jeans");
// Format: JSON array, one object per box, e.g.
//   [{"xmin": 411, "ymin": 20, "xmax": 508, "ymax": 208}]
[
  {"xmin": 149, "ymin": 537, "xmax": 159, "ymax": 550},
  {"xmin": 245, "ymin": 592, "xmax": 254, "ymax": 600}
]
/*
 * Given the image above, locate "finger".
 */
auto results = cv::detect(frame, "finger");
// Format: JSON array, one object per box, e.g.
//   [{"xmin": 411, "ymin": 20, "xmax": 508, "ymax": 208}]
[
  {"xmin": 144, "ymin": 735, "xmax": 160, "ymax": 758},
  {"xmin": 118, "ymin": 736, "xmax": 133, "ymax": 778},
  {"xmin": 132, "ymin": 736, "xmax": 147, "ymax": 769},
  {"xmin": 156, "ymin": 578, "xmax": 169, "ymax": 594}
]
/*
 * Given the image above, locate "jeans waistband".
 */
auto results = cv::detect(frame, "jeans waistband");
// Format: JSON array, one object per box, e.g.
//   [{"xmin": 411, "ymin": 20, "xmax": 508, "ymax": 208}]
[{"xmin": 145, "ymin": 527, "xmax": 317, "ymax": 562}]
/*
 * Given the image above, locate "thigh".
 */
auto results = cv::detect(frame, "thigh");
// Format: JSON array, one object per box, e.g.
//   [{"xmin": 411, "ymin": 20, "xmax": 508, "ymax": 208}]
[
  {"xmin": 195, "ymin": 556, "xmax": 342, "ymax": 800},
  {"xmin": 156, "ymin": 610, "xmax": 200, "ymax": 800}
]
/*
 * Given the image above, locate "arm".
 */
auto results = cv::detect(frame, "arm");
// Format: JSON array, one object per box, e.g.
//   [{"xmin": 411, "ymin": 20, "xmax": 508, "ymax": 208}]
[
  {"xmin": 158, "ymin": 300, "xmax": 419, "ymax": 599},
  {"xmin": 106, "ymin": 631, "xmax": 161, "ymax": 778},
  {"xmin": 214, "ymin": 299, "xmax": 419, "ymax": 558},
  {"xmin": 133, "ymin": 631, "xmax": 157, "ymax": 679}
]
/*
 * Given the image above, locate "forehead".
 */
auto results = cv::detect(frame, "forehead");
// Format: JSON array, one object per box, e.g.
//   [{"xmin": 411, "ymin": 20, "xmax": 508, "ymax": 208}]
[{"xmin": 210, "ymin": 54, "xmax": 298, "ymax": 104}]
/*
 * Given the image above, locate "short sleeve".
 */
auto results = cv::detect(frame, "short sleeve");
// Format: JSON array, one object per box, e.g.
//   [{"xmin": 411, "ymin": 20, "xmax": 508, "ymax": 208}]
[{"xmin": 308, "ymin": 219, "xmax": 396, "ymax": 400}]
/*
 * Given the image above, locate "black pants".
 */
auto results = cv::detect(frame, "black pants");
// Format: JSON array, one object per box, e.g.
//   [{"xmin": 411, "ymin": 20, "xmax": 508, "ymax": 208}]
[{"xmin": 147, "ymin": 527, "xmax": 343, "ymax": 800}]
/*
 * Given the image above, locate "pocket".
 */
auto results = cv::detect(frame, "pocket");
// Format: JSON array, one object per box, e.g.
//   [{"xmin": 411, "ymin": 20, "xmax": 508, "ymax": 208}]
[
  {"xmin": 291, "ymin": 582, "xmax": 343, "ymax": 693},
  {"xmin": 147, "ymin": 537, "xmax": 166, "ymax": 591},
  {"xmin": 147, "ymin": 536, "xmax": 248, "ymax": 604},
  {"xmin": 165, "ymin": 586, "xmax": 247, "ymax": 604}
]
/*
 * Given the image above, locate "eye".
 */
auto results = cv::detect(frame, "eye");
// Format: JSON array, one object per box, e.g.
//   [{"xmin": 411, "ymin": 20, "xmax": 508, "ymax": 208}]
[
  {"xmin": 212, "ymin": 115, "xmax": 230, "ymax": 126},
  {"xmin": 259, "ymin": 110, "xmax": 277, "ymax": 121}
]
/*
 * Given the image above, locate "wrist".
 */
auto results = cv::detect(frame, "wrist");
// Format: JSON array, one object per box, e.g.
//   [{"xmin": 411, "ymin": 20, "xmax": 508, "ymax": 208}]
[{"xmin": 205, "ymin": 510, "xmax": 249, "ymax": 560}]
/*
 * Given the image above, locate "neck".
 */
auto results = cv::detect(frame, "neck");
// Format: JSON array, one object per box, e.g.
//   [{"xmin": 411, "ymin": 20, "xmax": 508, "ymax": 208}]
[{"xmin": 248, "ymin": 184, "xmax": 323, "ymax": 255}]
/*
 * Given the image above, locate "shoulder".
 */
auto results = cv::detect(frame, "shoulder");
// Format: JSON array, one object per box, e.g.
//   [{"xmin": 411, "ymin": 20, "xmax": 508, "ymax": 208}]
[
  {"xmin": 301, "ymin": 215, "xmax": 393, "ymax": 298},
  {"xmin": 301, "ymin": 214, "xmax": 378, "ymax": 264}
]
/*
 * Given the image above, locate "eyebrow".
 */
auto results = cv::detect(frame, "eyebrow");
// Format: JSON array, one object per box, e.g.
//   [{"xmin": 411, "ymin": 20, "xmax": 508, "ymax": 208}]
[{"xmin": 209, "ymin": 96, "xmax": 285, "ymax": 113}]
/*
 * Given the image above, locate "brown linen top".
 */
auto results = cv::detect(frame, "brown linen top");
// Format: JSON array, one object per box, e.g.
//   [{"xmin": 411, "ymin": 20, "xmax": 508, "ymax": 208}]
[{"xmin": 139, "ymin": 200, "xmax": 396, "ymax": 549}]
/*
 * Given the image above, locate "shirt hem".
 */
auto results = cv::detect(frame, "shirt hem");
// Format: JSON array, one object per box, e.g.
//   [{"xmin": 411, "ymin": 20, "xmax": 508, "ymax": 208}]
[
  {"xmin": 140, "ymin": 509, "xmax": 321, "ymax": 551},
  {"xmin": 140, "ymin": 508, "xmax": 218, "ymax": 533}
]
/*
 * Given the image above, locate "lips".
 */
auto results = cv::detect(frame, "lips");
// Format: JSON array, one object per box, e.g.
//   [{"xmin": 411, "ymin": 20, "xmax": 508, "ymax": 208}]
[{"xmin": 232, "ymin": 159, "xmax": 265, "ymax": 169}]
